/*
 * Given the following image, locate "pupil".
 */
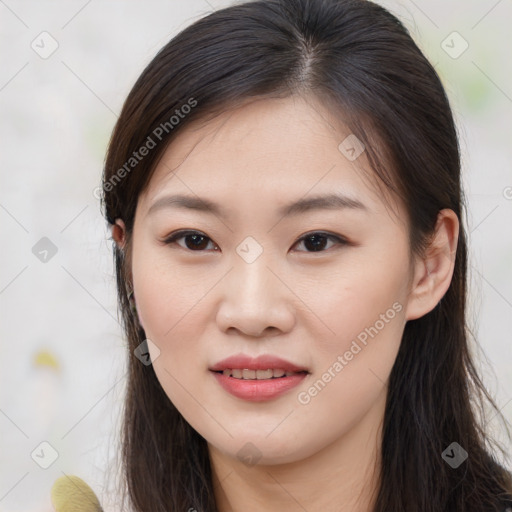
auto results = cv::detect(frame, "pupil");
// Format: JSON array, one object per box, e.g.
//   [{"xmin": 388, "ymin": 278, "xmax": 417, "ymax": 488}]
[
  {"xmin": 186, "ymin": 234, "xmax": 208, "ymax": 250},
  {"xmin": 305, "ymin": 234, "xmax": 327, "ymax": 251}
]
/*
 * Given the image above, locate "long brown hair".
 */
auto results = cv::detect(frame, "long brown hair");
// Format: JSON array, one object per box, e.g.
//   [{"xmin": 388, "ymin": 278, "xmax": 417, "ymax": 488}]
[{"xmin": 101, "ymin": 0, "xmax": 512, "ymax": 510}]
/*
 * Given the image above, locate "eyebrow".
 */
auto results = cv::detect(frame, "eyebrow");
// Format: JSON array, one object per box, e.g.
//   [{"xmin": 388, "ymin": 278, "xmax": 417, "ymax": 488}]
[{"xmin": 146, "ymin": 192, "xmax": 369, "ymax": 219}]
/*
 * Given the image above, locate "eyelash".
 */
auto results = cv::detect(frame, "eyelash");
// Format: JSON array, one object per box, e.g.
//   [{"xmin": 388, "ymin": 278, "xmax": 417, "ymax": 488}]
[{"xmin": 162, "ymin": 230, "xmax": 349, "ymax": 253}]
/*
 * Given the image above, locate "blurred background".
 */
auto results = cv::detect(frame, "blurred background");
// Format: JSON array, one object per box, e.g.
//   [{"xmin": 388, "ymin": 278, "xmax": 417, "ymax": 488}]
[{"xmin": 0, "ymin": 0, "xmax": 511, "ymax": 510}]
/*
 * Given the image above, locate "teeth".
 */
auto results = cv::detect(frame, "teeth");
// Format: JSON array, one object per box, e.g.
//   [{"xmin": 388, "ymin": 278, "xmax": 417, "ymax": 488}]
[
  {"xmin": 243, "ymin": 369, "xmax": 256, "ymax": 379},
  {"xmin": 256, "ymin": 369, "xmax": 273, "ymax": 379},
  {"xmin": 221, "ymin": 368, "xmax": 301, "ymax": 380}
]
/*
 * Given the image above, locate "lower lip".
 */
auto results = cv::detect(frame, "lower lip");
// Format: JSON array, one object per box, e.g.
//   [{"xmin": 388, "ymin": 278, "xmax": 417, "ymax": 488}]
[{"xmin": 211, "ymin": 371, "xmax": 307, "ymax": 402}]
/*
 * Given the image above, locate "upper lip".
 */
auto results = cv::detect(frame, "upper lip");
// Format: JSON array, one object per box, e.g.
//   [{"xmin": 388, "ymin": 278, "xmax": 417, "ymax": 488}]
[{"xmin": 209, "ymin": 354, "xmax": 309, "ymax": 373}]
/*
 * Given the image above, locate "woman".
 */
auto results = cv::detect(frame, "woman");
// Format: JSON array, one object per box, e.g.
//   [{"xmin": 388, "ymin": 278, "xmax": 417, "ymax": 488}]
[{"xmin": 101, "ymin": 0, "xmax": 512, "ymax": 510}]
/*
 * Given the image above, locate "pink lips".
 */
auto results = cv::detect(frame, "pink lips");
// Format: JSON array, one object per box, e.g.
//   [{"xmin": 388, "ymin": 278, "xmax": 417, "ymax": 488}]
[
  {"xmin": 209, "ymin": 354, "xmax": 309, "ymax": 402},
  {"xmin": 209, "ymin": 354, "xmax": 308, "ymax": 373}
]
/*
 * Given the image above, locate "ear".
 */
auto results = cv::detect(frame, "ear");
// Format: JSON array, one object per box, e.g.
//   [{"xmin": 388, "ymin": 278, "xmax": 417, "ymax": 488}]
[
  {"xmin": 112, "ymin": 219, "xmax": 127, "ymax": 250},
  {"xmin": 405, "ymin": 209, "xmax": 459, "ymax": 321}
]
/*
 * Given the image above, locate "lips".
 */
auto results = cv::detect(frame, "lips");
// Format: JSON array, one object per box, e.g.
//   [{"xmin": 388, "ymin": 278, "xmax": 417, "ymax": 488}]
[
  {"xmin": 209, "ymin": 354, "xmax": 309, "ymax": 375},
  {"xmin": 221, "ymin": 368, "xmax": 299, "ymax": 380},
  {"xmin": 209, "ymin": 354, "xmax": 310, "ymax": 401}
]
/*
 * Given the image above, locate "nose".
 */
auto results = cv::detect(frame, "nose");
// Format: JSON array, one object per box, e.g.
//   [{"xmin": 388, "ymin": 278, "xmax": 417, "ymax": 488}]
[{"xmin": 216, "ymin": 257, "xmax": 296, "ymax": 338}]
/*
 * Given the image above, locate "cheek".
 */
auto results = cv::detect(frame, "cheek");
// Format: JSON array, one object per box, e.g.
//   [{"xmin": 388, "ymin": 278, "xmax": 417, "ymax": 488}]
[
  {"xmin": 131, "ymin": 245, "xmax": 221, "ymax": 382},
  {"xmin": 132, "ymin": 242, "xmax": 210, "ymax": 338},
  {"xmin": 303, "ymin": 242, "xmax": 409, "ymax": 356},
  {"xmin": 131, "ymin": 254, "xmax": 213, "ymax": 415},
  {"xmin": 295, "ymin": 269, "xmax": 406, "ymax": 452}
]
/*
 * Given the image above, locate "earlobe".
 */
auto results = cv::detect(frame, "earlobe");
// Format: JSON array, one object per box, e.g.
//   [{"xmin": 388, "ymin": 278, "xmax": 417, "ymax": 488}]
[
  {"xmin": 112, "ymin": 218, "xmax": 127, "ymax": 250},
  {"xmin": 405, "ymin": 209, "xmax": 459, "ymax": 321}
]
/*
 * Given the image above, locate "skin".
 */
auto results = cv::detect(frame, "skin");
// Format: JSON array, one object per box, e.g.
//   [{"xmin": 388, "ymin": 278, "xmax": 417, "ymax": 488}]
[{"xmin": 112, "ymin": 94, "xmax": 459, "ymax": 512}]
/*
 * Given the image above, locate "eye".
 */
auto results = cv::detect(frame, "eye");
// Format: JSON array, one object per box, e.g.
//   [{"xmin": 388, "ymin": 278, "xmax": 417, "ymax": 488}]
[
  {"xmin": 162, "ymin": 230, "xmax": 348, "ymax": 253},
  {"xmin": 163, "ymin": 230, "xmax": 219, "ymax": 251},
  {"xmin": 292, "ymin": 231, "xmax": 348, "ymax": 253}
]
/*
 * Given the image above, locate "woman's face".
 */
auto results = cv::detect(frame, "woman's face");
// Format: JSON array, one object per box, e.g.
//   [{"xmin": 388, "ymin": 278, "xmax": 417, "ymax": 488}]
[{"xmin": 128, "ymin": 95, "xmax": 416, "ymax": 465}]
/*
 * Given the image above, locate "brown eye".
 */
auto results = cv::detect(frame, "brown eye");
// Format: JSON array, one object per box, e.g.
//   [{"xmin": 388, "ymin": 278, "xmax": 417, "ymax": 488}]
[
  {"xmin": 163, "ymin": 230, "xmax": 218, "ymax": 251},
  {"xmin": 293, "ymin": 232, "xmax": 347, "ymax": 253}
]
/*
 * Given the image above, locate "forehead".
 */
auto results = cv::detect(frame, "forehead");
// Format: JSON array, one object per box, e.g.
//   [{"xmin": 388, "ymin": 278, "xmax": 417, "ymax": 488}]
[{"xmin": 139, "ymin": 95, "xmax": 399, "ymax": 221}]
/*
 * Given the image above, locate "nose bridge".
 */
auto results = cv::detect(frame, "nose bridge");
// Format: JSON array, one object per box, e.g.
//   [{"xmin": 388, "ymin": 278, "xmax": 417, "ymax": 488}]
[
  {"xmin": 216, "ymin": 241, "xmax": 295, "ymax": 335},
  {"xmin": 231, "ymin": 244, "xmax": 279, "ymax": 304}
]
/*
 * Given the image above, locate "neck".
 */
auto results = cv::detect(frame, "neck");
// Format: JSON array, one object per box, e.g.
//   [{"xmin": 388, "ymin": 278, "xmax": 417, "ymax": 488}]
[{"xmin": 209, "ymin": 389, "xmax": 385, "ymax": 512}]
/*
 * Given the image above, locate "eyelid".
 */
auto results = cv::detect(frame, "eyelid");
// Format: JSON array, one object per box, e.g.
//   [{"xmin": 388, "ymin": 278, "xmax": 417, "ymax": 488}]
[{"xmin": 162, "ymin": 229, "xmax": 349, "ymax": 252}]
